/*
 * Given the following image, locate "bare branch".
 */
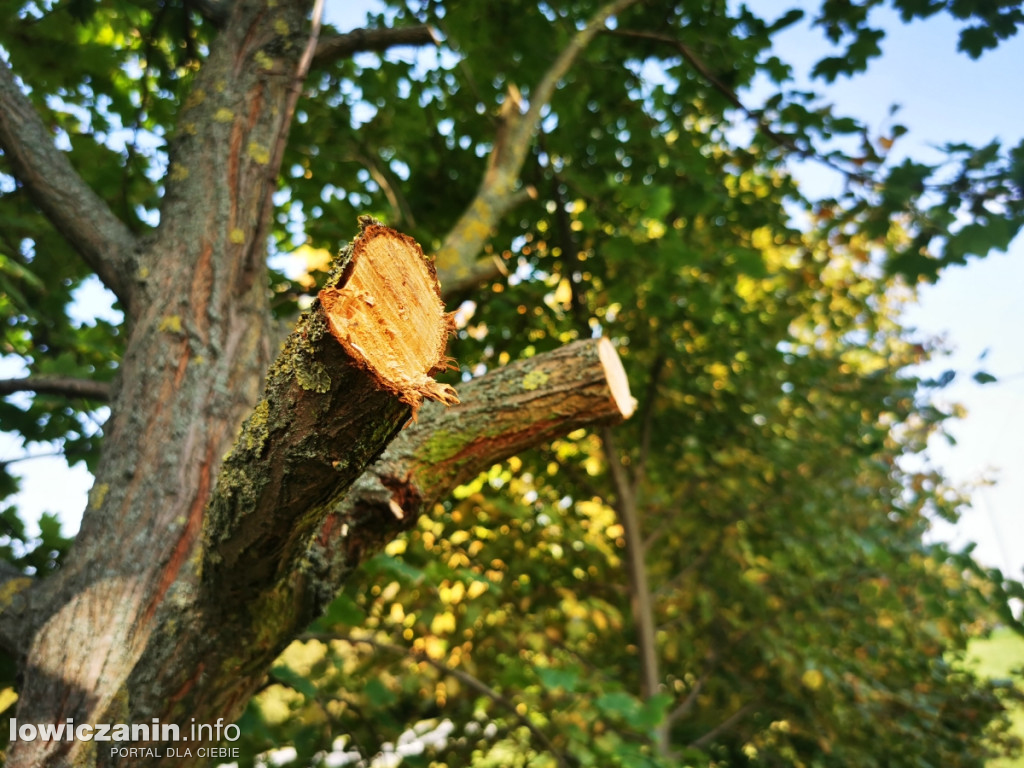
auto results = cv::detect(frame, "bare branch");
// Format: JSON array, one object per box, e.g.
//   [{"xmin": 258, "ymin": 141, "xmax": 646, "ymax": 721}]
[
  {"xmin": 354, "ymin": 148, "xmax": 418, "ymax": 228},
  {"xmin": 0, "ymin": 56, "xmax": 139, "ymax": 315},
  {"xmin": 435, "ymin": 0, "xmax": 642, "ymax": 294},
  {"xmin": 259, "ymin": 0, "xmax": 326, "ymax": 259},
  {"xmin": 634, "ymin": 353, "xmax": 666, "ymax": 489},
  {"xmin": 314, "ymin": 24, "xmax": 441, "ymax": 65},
  {"xmin": 688, "ymin": 701, "xmax": 756, "ymax": 749},
  {"xmin": 666, "ymin": 655, "xmax": 718, "ymax": 726},
  {"xmin": 0, "ymin": 376, "xmax": 112, "ymax": 401},
  {"xmin": 601, "ymin": 424, "xmax": 667, "ymax": 755},
  {"xmin": 516, "ymin": 0, "xmax": 642, "ymax": 148}
]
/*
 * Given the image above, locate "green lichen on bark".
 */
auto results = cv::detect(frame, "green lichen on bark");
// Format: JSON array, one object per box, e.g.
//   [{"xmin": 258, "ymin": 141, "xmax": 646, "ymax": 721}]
[
  {"xmin": 521, "ymin": 370, "xmax": 549, "ymax": 390},
  {"xmin": 295, "ymin": 360, "xmax": 331, "ymax": 393},
  {"xmin": 248, "ymin": 581, "xmax": 300, "ymax": 651},
  {"xmin": 245, "ymin": 398, "xmax": 270, "ymax": 452},
  {"xmin": 0, "ymin": 574, "xmax": 32, "ymax": 610},
  {"xmin": 419, "ymin": 428, "xmax": 465, "ymax": 464},
  {"xmin": 266, "ymin": 304, "xmax": 328, "ymax": 383}
]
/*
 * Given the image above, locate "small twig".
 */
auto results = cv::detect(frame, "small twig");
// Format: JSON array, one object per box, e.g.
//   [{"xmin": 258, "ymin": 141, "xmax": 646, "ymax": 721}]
[
  {"xmin": 246, "ymin": 0, "xmax": 326, "ymax": 281},
  {"xmin": 651, "ymin": 546, "xmax": 712, "ymax": 600},
  {"xmin": 354, "ymin": 148, "xmax": 417, "ymax": 228},
  {"xmin": 0, "ymin": 450, "xmax": 65, "ymax": 469},
  {"xmin": 641, "ymin": 516, "xmax": 674, "ymax": 553},
  {"xmin": 270, "ymin": 0, "xmax": 325, "ymax": 176},
  {"xmin": 688, "ymin": 701, "xmax": 756, "ymax": 749},
  {"xmin": 607, "ymin": 29, "xmax": 872, "ymax": 185},
  {"xmin": 666, "ymin": 654, "xmax": 718, "ymax": 726},
  {"xmin": 319, "ymin": 633, "xmax": 573, "ymax": 768}
]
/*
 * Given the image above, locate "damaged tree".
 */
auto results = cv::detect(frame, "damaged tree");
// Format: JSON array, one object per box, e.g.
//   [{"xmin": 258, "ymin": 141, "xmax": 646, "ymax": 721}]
[{"xmin": 0, "ymin": 2, "xmax": 637, "ymax": 767}]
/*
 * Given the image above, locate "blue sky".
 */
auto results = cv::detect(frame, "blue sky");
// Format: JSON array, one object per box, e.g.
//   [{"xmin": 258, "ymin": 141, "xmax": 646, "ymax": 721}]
[
  {"xmin": 3, "ymin": 1, "xmax": 1022, "ymax": 580},
  {"xmin": 741, "ymin": 2, "xmax": 1024, "ymax": 579}
]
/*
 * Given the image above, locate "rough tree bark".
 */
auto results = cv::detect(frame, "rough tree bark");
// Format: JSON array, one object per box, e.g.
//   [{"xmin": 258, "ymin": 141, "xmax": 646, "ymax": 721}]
[{"xmin": 0, "ymin": 2, "xmax": 639, "ymax": 767}]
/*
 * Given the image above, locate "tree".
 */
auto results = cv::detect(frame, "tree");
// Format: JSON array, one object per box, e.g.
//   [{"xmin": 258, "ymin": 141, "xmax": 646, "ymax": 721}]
[{"xmin": 1, "ymin": 1, "xmax": 1023, "ymax": 767}]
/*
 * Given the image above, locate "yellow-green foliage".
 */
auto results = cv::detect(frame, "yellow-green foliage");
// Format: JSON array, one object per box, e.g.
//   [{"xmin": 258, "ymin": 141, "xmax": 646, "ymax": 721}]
[{"xmin": 968, "ymin": 628, "xmax": 1024, "ymax": 767}]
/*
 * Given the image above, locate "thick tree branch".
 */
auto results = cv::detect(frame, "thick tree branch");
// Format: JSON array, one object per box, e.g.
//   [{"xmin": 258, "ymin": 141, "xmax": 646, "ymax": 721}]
[
  {"xmin": 0, "ymin": 376, "xmax": 112, "ymax": 401},
  {"xmin": 0, "ymin": 56, "xmax": 139, "ymax": 315},
  {"xmin": 314, "ymin": 24, "xmax": 441, "ymax": 65},
  {"xmin": 435, "ymin": 0, "xmax": 643, "ymax": 294},
  {"xmin": 202, "ymin": 219, "xmax": 457, "ymax": 601},
  {"xmin": 298, "ymin": 337, "xmax": 636, "ymax": 611},
  {"xmin": 9, "ymin": 221, "xmax": 456, "ymax": 768}
]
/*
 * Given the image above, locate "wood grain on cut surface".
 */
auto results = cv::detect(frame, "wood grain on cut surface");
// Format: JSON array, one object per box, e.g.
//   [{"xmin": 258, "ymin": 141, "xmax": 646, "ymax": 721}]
[{"xmin": 320, "ymin": 223, "xmax": 458, "ymax": 410}]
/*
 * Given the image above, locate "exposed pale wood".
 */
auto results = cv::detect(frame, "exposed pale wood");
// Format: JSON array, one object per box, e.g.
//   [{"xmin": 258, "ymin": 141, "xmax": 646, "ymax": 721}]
[
  {"xmin": 319, "ymin": 223, "xmax": 458, "ymax": 411},
  {"xmin": 598, "ymin": 336, "xmax": 637, "ymax": 419}
]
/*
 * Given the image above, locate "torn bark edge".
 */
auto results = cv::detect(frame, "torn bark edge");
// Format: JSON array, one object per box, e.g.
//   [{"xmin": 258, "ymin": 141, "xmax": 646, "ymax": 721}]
[{"xmin": 319, "ymin": 218, "xmax": 458, "ymax": 414}]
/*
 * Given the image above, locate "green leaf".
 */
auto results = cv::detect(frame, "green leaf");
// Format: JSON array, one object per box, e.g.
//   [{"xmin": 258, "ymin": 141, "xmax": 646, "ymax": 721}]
[
  {"xmin": 364, "ymin": 678, "xmax": 398, "ymax": 708},
  {"xmin": 310, "ymin": 592, "xmax": 366, "ymax": 629},
  {"xmin": 269, "ymin": 665, "xmax": 318, "ymax": 700},
  {"xmin": 536, "ymin": 665, "xmax": 581, "ymax": 693}
]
